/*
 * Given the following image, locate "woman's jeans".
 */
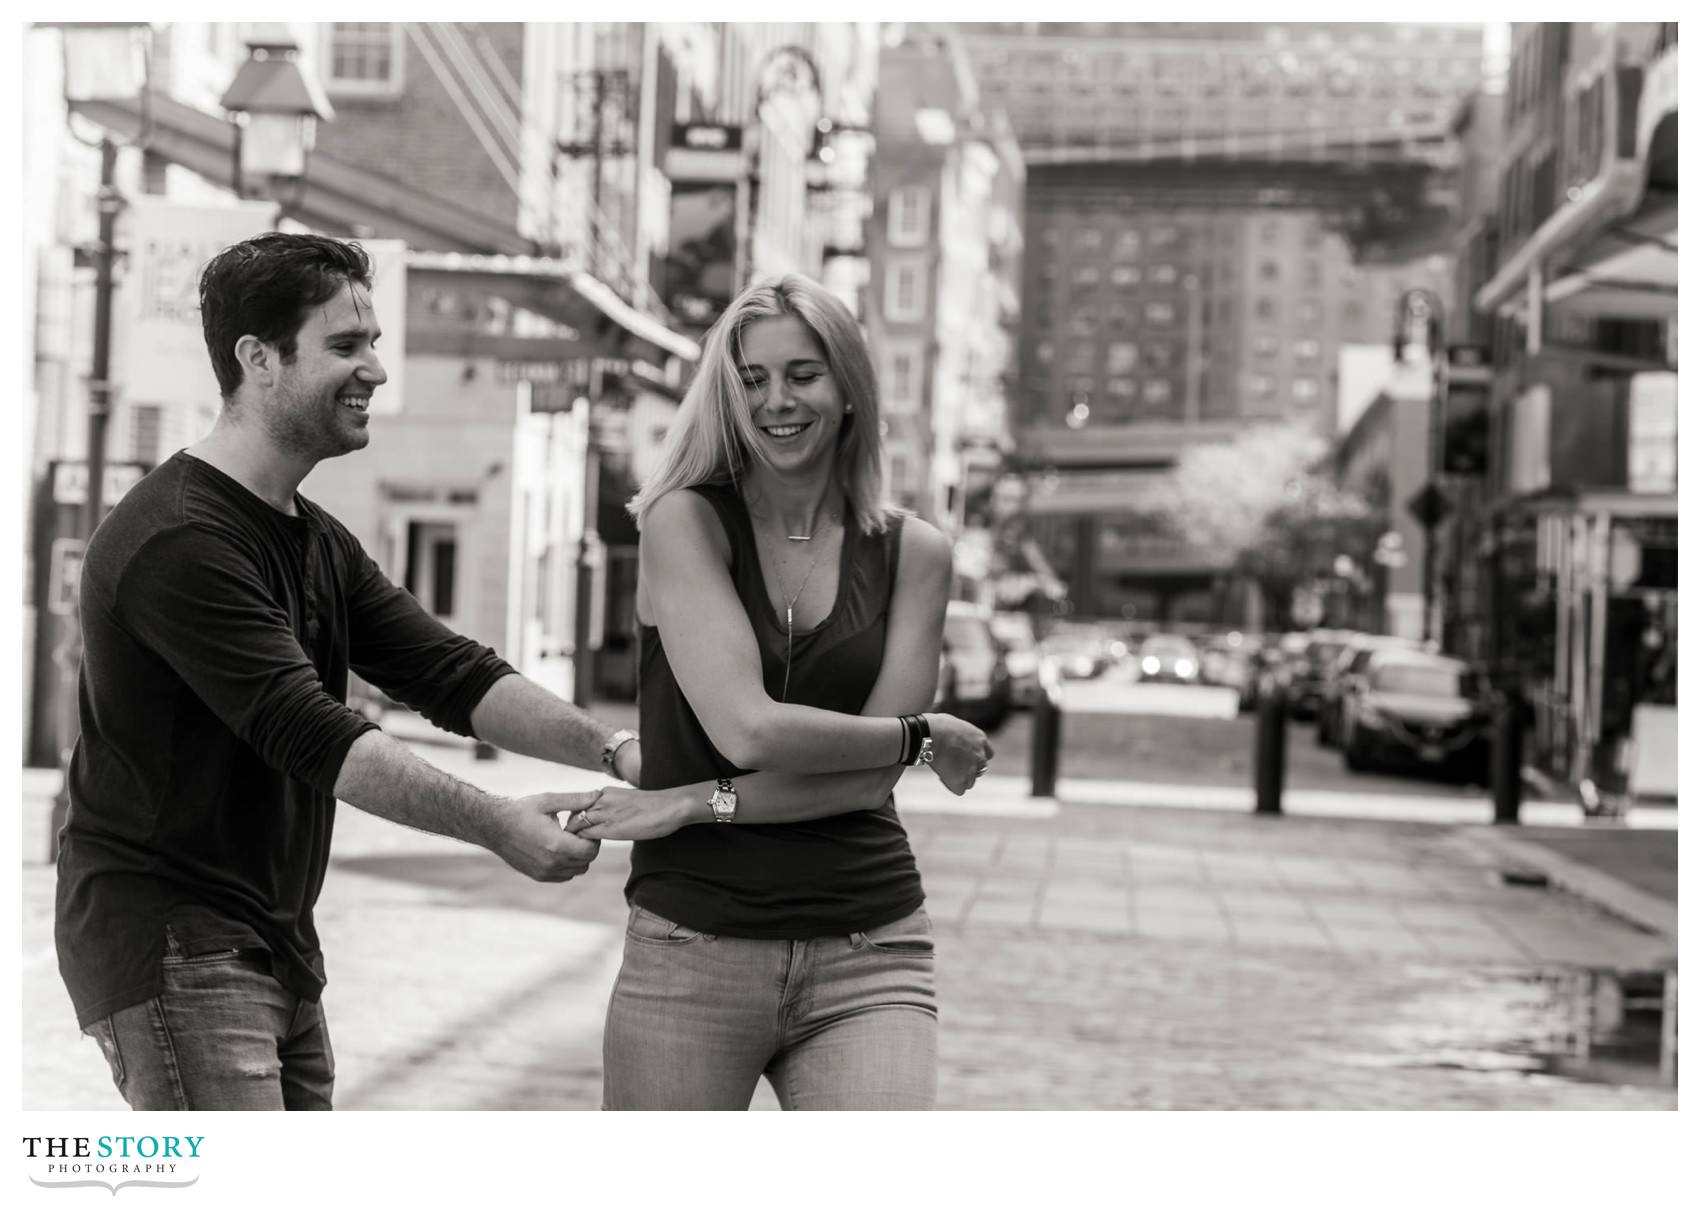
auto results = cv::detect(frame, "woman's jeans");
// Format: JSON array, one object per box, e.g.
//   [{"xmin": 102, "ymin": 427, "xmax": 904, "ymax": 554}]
[
  {"xmin": 83, "ymin": 939, "xmax": 334, "ymax": 1111},
  {"xmin": 603, "ymin": 902, "xmax": 938, "ymax": 1110}
]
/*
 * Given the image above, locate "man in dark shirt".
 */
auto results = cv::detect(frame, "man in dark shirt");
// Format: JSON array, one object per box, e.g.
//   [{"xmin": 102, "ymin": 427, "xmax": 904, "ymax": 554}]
[{"xmin": 56, "ymin": 232, "xmax": 640, "ymax": 1110}]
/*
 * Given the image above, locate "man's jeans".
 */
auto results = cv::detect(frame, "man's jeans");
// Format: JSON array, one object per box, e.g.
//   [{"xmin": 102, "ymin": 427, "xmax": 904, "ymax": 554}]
[
  {"xmin": 603, "ymin": 902, "xmax": 938, "ymax": 1110},
  {"xmin": 84, "ymin": 938, "xmax": 334, "ymax": 1111}
]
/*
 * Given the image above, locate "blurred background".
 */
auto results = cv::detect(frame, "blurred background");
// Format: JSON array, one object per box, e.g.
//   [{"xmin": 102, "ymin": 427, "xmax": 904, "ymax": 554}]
[{"xmin": 21, "ymin": 19, "xmax": 1677, "ymax": 817}]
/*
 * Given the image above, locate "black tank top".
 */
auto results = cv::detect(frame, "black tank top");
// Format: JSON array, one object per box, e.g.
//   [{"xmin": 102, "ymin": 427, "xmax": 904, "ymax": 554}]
[{"xmin": 626, "ymin": 482, "xmax": 925, "ymax": 937}]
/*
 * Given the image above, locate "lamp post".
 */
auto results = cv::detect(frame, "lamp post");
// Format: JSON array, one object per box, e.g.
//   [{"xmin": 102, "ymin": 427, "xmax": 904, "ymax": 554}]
[
  {"xmin": 218, "ymin": 28, "xmax": 335, "ymax": 209},
  {"xmin": 1393, "ymin": 288, "xmax": 1449, "ymax": 646}
]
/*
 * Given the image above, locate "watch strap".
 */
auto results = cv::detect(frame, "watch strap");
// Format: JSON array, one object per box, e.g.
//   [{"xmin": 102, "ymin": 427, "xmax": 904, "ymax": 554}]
[{"xmin": 600, "ymin": 729, "xmax": 639, "ymax": 776}]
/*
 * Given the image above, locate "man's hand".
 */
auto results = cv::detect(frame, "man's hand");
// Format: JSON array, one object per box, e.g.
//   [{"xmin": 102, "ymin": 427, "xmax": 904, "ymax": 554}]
[
  {"xmin": 487, "ymin": 791, "xmax": 602, "ymax": 881},
  {"xmin": 563, "ymin": 785, "xmax": 693, "ymax": 841}
]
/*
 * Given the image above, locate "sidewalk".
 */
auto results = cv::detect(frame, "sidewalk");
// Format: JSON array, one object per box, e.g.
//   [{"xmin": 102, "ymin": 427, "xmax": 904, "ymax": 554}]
[{"xmin": 21, "ymin": 730, "xmax": 1676, "ymax": 1110}]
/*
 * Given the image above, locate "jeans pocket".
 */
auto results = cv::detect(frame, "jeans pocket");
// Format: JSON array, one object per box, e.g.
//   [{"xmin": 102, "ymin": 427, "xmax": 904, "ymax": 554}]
[
  {"xmin": 857, "ymin": 907, "xmax": 935, "ymax": 955},
  {"xmin": 626, "ymin": 905, "xmax": 714, "ymax": 946},
  {"xmin": 161, "ymin": 923, "xmax": 248, "ymax": 968},
  {"xmin": 85, "ymin": 1017, "xmax": 125, "ymax": 1089}
]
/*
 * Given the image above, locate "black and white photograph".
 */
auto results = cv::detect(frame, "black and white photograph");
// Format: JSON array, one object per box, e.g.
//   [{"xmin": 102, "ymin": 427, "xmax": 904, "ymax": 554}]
[{"xmin": 10, "ymin": 14, "xmax": 1684, "ymax": 1201}]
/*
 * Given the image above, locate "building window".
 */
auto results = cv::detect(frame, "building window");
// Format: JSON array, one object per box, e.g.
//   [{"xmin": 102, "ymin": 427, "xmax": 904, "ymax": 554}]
[
  {"xmin": 1067, "ymin": 375, "xmax": 1096, "ymax": 396},
  {"xmin": 1292, "ymin": 378, "xmax": 1320, "ymax": 402},
  {"xmin": 1260, "ymin": 218, "xmax": 1280, "ymax": 243},
  {"xmin": 885, "ymin": 259, "xmax": 926, "ymax": 323},
  {"xmin": 1253, "ymin": 334, "xmax": 1280, "ymax": 359},
  {"xmin": 888, "ymin": 185, "xmax": 931, "ymax": 248},
  {"xmin": 1259, "ymin": 260, "xmax": 1280, "ymax": 282},
  {"xmin": 885, "ymin": 342, "xmax": 924, "ymax": 412},
  {"xmin": 1040, "ymin": 226, "xmax": 1061, "ymax": 248},
  {"xmin": 1034, "ymin": 340, "xmax": 1054, "ymax": 364},
  {"xmin": 128, "ymin": 403, "xmax": 163, "ymax": 466},
  {"xmin": 1144, "ymin": 301, "xmax": 1175, "ymax": 325},
  {"xmin": 1255, "ymin": 298, "xmax": 1277, "ymax": 321},
  {"xmin": 1074, "ymin": 228, "xmax": 1104, "ymax": 251},
  {"xmin": 1152, "ymin": 264, "xmax": 1178, "ymax": 285},
  {"xmin": 1074, "ymin": 265, "xmax": 1101, "ymax": 286},
  {"xmin": 1142, "ymin": 379, "xmax": 1173, "ymax": 404},
  {"xmin": 1145, "ymin": 343, "xmax": 1176, "ymax": 370},
  {"xmin": 1294, "ymin": 338, "xmax": 1321, "ymax": 362},
  {"xmin": 1106, "ymin": 341, "xmax": 1139, "ymax": 374},
  {"xmin": 1111, "ymin": 265, "xmax": 1142, "ymax": 287},
  {"xmin": 1067, "ymin": 341, "xmax": 1096, "ymax": 372},
  {"xmin": 1107, "ymin": 377, "xmax": 1136, "ymax": 398},
  {"xmin": 1301, "ymin": 261, "xmax": 1322, "ymax": 288},
  {"xmin": 1249, "ymin": 373, "xmax": 1277, "ymax": 400},
  {"xmin": 324, "ymin": 23, "xmax": 404, "ymax": 96},
  {"xmin": 1113, "ymin": 230, "xmax": 1142, "ymax": 258},
  {"xmin": 1151, "ymin": 224, "xmax": 1179, "ymax": 248},
  {"xmin": 1069, "ymin": 312, "xmax": 1099, "ymax": 336},
  {"xmin": 1298, "ymin": 298, "xmax": 1323, "ymax": 327}
]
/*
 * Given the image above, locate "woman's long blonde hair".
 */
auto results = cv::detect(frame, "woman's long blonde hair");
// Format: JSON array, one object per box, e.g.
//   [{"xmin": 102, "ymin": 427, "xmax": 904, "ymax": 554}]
[{"xmin": 628, "ymin": 274, "xmax": 895, "ymax": 535}]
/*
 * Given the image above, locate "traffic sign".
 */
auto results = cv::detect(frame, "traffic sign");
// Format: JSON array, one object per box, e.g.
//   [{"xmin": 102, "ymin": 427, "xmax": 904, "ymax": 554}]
[{"xmin": 52, "ymin": 461, "xmax": 147, "ymax": 507}]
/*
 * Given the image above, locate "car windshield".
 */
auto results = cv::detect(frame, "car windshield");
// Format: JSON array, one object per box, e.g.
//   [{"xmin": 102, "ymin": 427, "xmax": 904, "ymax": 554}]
[
  {"xmin": 1141, "ymin": 636, "xmax": 1194, "ymax": 656},
  {"xmin": 1372, "ymin": 663, "xmax": 1480, "ymax": 698},
  {"xmin": 945, "ymin": 617, "xmax": 996, "ymax": 654}
]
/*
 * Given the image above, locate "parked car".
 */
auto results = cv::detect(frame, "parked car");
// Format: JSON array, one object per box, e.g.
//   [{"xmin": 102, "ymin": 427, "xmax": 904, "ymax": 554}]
[
  {"xmin": 1338, "ymin": 651, "xmax": 1491, "ymax": 781},
  {"xmin": 1038, "ymin": 628, "xmax": 1112, "ymax": 680},
  {"xmin": 1136, "ymin": 633, "xmax": 1201, "ymax": 683},
  {"xmin": 935, "ymin": 601, "xmax": 1011, "ymax": 730},
  {"xmin": 989, "ymin": 611, "xmax": 1044, "ymax": 709},
  {"xmin": 1315, "ymin": 633, "xmax": 1423, "ymax": 748},
  {"xmin": 1285, "ymin": 628, "xmax": 1357, "ymax": 719}
]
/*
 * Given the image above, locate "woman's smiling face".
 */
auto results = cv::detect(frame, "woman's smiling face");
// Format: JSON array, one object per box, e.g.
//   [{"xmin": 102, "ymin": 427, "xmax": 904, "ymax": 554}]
[{"xmin": 735, "ymin": 314, "xmax": 846, "ymax": 473}]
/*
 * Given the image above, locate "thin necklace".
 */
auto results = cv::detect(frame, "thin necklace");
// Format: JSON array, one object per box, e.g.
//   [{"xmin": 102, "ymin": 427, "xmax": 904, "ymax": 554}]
[
  {"xmin": 767, "ymin": 522, "xmax": 836, "ymax": 702},
  {"xmin": 744, "ymin": 488, "xmax": 834, "ymax": 541}
]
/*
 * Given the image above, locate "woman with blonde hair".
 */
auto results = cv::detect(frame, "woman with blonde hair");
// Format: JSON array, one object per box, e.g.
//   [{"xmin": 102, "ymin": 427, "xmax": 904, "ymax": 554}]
[{"xmin": 565, "ymin": 273, "xmax": 993, "ymax": 1109}]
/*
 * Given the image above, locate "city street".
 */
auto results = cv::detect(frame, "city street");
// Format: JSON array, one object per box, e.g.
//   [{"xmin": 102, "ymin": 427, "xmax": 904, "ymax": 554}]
[{"xmin": 22, "ymin": 690, "xmax": 1676, "ymax": 1111}]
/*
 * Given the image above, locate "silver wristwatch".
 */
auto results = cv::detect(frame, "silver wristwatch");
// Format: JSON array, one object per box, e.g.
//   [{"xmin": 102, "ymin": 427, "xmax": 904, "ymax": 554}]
[
  {"xmin": 708, "ymin": 777, "xmax": 738, "ymax": 824},
  {"xmin": 600, "ymin": 729, "xmax": 639, "ymax": 777}
]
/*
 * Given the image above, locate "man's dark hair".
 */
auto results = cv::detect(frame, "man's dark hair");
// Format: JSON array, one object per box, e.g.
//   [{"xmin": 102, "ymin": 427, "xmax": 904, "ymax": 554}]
[{"xmin": 199, "ymin": 232, "xmax": 374, "ymax": 400}]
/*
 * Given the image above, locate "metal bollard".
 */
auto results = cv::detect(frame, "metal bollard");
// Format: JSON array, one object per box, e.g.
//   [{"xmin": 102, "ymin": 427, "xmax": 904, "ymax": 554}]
[
  {"xmin": 1491, "ymin": 689, "xmax": 1523, "ymax": 825},
  {"xmin": 1253, "ymin": 677, "xmax": 1287, "ymax": 815},
  {"xmin": 1030, "ymin": 680, "xmax": 1063, "ymax": 798}
]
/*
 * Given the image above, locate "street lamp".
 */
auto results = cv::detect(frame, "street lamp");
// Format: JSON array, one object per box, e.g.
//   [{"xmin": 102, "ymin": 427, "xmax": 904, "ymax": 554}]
[{"xmin": 219, "ymin": 28, "xmax": 334, "ymax": 203}]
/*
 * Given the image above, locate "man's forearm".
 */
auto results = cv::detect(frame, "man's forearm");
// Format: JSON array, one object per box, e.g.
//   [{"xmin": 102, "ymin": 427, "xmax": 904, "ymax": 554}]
[
  {"xmin": 334, "ymin": 730, "xmax": 504, "ymax": 847},
  {"xmin": 469, "ymin": 672, "xmax": 618, "ymax": 773}
]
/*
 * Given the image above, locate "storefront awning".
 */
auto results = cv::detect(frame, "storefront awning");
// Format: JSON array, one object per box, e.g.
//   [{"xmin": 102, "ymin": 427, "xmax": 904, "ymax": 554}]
[{"xmin": 1543, "ymin": 204, "xmax": 1677, "ymax": 320}]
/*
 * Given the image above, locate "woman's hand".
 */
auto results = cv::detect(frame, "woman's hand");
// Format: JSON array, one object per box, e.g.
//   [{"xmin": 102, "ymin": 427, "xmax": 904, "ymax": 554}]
[
  {"xmin": 562, "ymin": 786, "xmax": 697, "ymax": 841},
  {"xmin": 921, "ymin": 713, "xmax": 994, "ymax": 796}
]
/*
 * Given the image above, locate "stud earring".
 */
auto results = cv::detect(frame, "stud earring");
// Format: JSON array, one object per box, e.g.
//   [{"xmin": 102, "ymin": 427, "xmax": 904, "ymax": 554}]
[{"xmin": 845, "ymin": 404, "xmax": 854, "ymax": 414}]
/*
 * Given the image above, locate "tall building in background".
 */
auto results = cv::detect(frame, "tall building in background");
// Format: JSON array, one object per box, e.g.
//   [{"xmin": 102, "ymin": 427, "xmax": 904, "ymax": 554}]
[
  {"xmin": 866, "ymin": 24, "xmax": 1023, "ymax": 528},
  {"xmin": 957, "ymin": 22, "xmax": 1483, "ymax": 623}
]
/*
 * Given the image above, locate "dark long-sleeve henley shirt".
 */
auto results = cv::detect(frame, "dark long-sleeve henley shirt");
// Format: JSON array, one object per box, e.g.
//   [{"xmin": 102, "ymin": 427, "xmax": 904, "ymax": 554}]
[{"xmin": 56, "ymin": 452, "xmax": 515, "ymax": 1028}]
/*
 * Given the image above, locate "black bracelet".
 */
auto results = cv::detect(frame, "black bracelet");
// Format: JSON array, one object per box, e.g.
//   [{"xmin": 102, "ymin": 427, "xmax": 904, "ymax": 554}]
[{"xmin": 897, "ymin": 714, "xmax": 919, "ymax": 766}]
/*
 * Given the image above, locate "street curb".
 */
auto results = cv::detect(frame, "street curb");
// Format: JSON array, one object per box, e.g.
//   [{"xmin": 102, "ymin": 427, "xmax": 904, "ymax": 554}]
[{"xmin": 1458, "ymin": 826, "xmax": 1678, "ymax": 945}]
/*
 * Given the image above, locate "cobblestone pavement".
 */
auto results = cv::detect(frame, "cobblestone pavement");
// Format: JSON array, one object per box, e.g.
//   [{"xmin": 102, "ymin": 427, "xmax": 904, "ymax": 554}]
[{"xmin": 21, "ymin": 739, "xmax": 1677, "ymax": 1111}]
